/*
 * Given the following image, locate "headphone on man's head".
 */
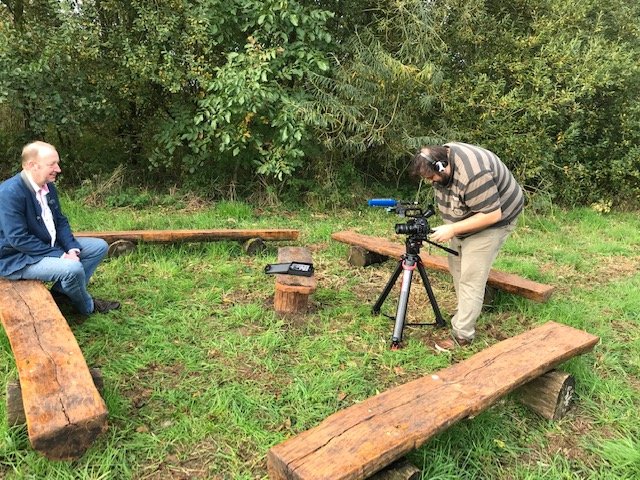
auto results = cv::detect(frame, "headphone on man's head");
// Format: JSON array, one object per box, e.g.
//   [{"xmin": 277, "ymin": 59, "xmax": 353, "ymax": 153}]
[{"xmin": 418, "ymin": 150, "xmax": 448, "ymax": 173}]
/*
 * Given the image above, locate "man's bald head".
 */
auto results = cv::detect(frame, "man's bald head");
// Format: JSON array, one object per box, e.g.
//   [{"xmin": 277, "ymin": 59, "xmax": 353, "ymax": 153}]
[{"xmin": 21, "ymin": 141, "xmax": 61, "ymax": 187}]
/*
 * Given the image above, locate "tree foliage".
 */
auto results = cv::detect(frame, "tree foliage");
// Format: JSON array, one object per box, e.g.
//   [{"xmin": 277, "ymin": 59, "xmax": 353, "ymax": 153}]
[
  {"xmin": 0, "ymin": 0, "xmax": 334, "ymax": 185},
  {"xmin": 1, "ymin": 0, "xmax": 639, "ymax": 205},
  {"xmin": 304, "ymin": 0, "xmax": 640, "ymax": 205},
  {"xmin": 435, "ymin": 0, "xmax": 640, "ymax": 205}
]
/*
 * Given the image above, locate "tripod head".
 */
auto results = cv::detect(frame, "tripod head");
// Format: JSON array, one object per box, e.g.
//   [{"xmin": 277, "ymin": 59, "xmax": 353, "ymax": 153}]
[{"xmin": 368, "ymin": 199, "xmax": 458, "ymax": 256}]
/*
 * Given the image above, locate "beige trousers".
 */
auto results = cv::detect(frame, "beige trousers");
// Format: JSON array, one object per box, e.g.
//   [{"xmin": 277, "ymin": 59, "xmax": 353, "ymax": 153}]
[{"xmin": 447, "ymin": 220, "xmax": 517, "ymax": 341}]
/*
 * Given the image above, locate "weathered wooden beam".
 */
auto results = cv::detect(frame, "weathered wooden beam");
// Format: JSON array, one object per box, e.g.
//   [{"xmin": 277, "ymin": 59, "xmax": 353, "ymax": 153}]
[
  {"xmin": 331, "ymin": 231, "xmax": 554, "ymax": 303},
  {"xmin": 104, "ymin": 235, "xmax": 271, "ymax": 257},
  {"xmin": 6, "ymin": 368, "xmax": 105, "ymax": 427},
  {"xmin": 267, "ymin": 322, "xmax": 599, "ymax": 480},
  {"xmin": 76, "ymin": 228, "xmax": 299, "ymax": 244},
  {"xmin": 0, "ymin": 279, "xmax": 108, "ymax": 460},
  {"xmin": 274, "ymin": 247, "xmax": 317, "ymax": 314}
]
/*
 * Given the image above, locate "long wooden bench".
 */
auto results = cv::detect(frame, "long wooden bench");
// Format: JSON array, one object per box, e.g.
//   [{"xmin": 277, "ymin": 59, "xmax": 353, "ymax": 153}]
[
  {"xmin": 331, "ymin": 231, "xmax": 554, "ymax": 303},
  {"xmin": 76, "ymin": 229, "xmax": 300, "ymax": 256},
  {"xmin": 76, "ymin": 228, "xmax": 300, "ymax": 244},
  {"xmin": 267, "ymin": 321, "xmax": 599, "ymax": 479},
  {"xmin": 0, "ymin": 279, "xmax": 108, "ymax": 460}
]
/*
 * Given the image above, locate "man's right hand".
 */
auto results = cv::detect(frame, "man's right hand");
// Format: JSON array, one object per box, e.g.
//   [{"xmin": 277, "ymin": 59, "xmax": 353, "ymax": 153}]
[{"xmin": 62, "ymin": 251, "xmax": 80, "ymax": 261}]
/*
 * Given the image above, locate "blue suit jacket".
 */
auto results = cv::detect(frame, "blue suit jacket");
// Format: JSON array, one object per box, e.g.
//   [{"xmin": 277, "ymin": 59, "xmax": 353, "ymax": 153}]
[{"xmin": 0, "ymin": 172, "xmax": 81, "ymax": 276}]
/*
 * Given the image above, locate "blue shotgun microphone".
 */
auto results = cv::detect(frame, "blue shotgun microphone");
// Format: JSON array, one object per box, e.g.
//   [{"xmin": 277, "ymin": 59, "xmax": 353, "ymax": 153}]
[{"xmin": 367, "ymin": 198, "xmax": 398, "ymax": 207}]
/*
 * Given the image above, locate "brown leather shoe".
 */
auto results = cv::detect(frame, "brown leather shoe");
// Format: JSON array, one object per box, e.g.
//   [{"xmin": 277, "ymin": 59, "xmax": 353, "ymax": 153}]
[
  {"xmin": 435, "ymin": 335, "xmax": 472, "ymax": 353},
  {"xmin": 92, "ymin": 297, "xmax": 121, "ymax": 314}
]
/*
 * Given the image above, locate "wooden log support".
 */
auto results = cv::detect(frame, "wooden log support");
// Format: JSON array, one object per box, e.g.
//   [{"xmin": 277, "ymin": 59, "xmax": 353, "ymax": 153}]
[
  {"xmin": 243, "ymin": 237, "xmax": 267, "ymax": 255},
  {"xmin": 516, "ymin": 370, "xmax": 576, "ymax": 420},
  {"xmin": 0, "ymin": 279, "xmax": 108, "ymax": 460},
  {"xmin": 274, "ymin": 247, "xmax": 317, "ymax": 314},
  {"xmin": 331, "ymin": 231, "xmax": 555, "ymax": 303},
  {"xmin": 348, "ymin": 246, "xmax": 388, "ymax": 268},
  {"xmin": 77, "ymin": 228, "xmax": 300, "ymax": 244},
  {"xmin": 267, "ymin": 322, "xmax": 599, "ymax": 480},
  {"xmin": 107, "ymin": 239, "xmax": 136, "ymax": 257},
  {"xmin": 369, "ymin": 458, "xmax": 420, "ymax": 480}
]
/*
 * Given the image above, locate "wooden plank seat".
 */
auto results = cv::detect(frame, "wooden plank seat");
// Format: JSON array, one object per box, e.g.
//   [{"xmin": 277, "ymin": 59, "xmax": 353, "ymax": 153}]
[
  {"xmin": 274, "ymin": 247, "xmax": 317, "ymax": 314},
  {"xmin": 75, "ymin": 229, "xmax": 300, "ymax": 257},
  {"xmin": 267, "ymin": 321, "xmax": 599, "ymax": 480},
  {"xmin": 331, "ymin": 230, "xmax": 554, "ymax": 303},
  {"xmin": 76, "ymin": 228, "xmax": 300, "ymax": 243},
  {"xmin": 0, "ymin": 279, "xmax": 108, "ymax": 460}
]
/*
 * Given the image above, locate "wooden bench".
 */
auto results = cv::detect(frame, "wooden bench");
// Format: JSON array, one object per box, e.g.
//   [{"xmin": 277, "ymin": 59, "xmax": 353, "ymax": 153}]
[
  {"xmin": 274, "ymin": 247, "xmax": 317, "ymax": 314},
  {"xmin": 332, "ymin": 231, "xmax": 554, "ymax": 303},
  {"xmin": 267, "ymin": 321, "xmax": 599, "ymax": 479},
  {"xmin": 76, "ymin": 229, "xmax": 300, "ymax": 257},
  {"xmin": 0, "ymin": 279, "xmax": 108, "ymax": 460}
]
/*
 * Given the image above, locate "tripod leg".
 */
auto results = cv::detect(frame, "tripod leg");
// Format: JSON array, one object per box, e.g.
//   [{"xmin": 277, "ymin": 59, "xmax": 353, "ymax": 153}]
[
  {"xmin": 417, "ymin": 261, "xmax": 447, "ymax": 327},
  {"xmin": 391, "ymin": 266, "xmax": 414, "ymax": 348},
  {"xmin": 372, "ymin": 260, "xmax": 403, "ymax": 315}
]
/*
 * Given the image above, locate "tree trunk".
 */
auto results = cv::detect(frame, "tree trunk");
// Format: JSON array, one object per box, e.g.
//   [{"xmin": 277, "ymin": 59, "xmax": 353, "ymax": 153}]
[{"xmin": 273, "ymin": 247, "xmax": 316, "ymax": 314}]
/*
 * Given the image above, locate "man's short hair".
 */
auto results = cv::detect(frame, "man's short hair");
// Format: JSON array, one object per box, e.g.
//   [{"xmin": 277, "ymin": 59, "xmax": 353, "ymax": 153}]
[{"xmin": 22, "ymin": 141, "xmax": 55, "ymax": 167}]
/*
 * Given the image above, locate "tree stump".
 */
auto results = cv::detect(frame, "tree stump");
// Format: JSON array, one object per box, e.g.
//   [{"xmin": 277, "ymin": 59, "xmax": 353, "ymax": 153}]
[
  {"xmin": 273, "ymin": 247, "xmax": 317, "ymax": 314},
  {"xmin": 348, "ymin": 246, "xmax": 388, "ymax": 267},
  {"xmin": 107, "ymin": 239, "xmax": 136, "ymax": 257},
  {"xmin": 369, "ymin": 458, "xmax": 420, "ymax": 480},
  {"xmin": 516, "ymin": 370, "xmax": 576, "ymax": 420},
  {"xmin": 483, "ymin": 285, "xmax": 498, "ymax": 308},
  {"xmin": 243, "ymin": 237, "xmax": 267, "ymax": 255}
]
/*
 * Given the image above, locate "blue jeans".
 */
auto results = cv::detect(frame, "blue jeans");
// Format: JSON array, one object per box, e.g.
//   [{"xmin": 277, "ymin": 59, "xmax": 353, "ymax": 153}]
[{"xmin": 6, "ymin": 237, "xmax": 108, "ymax": 314}]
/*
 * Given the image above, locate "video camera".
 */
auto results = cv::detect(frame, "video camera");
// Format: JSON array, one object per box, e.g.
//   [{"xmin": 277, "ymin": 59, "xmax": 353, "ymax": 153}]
[
  {"xmin": 368, "ymin": 198, "xmax": 454, "ymax": 348},
  {"xmin": 368, "ymin": 199, "xmax": 435, "ymax": 239}
]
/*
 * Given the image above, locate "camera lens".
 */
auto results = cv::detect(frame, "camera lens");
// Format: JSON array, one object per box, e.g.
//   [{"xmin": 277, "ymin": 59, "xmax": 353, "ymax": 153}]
[{"xmin": 395, "ymin": 223, "xmax": 415, "ymax": 235}]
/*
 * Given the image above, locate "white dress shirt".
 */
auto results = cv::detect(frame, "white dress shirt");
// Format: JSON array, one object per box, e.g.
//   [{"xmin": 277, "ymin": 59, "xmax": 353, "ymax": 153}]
[{"xmin": 25, "ymin": 172, "xmax": 57, "ymax": 247}]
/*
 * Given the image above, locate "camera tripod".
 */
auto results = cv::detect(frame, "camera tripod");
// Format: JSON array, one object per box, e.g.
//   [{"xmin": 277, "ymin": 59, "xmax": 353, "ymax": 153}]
[{"xmin": 372, "ymin": 235, "xmax": 458, "ymax": 349}]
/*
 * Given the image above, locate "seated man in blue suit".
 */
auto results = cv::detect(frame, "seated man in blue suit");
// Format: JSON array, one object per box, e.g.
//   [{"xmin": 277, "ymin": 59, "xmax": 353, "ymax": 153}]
[{"xmin": 0, "ymin": 141, "xmax": 120, "ymax": 315}]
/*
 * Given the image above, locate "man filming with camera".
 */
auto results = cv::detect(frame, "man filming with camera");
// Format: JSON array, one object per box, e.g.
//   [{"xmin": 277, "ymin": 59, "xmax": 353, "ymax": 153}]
[{"xmin": 410, "ymin": 142, "xmax": 524, "ymax": 351}]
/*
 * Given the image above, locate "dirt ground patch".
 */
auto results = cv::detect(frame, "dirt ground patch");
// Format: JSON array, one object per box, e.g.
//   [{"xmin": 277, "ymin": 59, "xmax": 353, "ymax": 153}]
[{"xmin": 542, "ymin": 254, "xmax": 640, "ymax": 295}]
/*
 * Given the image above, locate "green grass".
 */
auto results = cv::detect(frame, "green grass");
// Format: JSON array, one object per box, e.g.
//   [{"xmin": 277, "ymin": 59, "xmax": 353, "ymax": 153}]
[{"xmin": 1, "ymin": 202, "xmax": 639, "ymax": 479}]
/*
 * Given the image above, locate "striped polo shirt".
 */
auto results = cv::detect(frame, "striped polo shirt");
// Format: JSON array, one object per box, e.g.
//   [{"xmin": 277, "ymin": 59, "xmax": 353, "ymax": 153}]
[{"xmin": 434, "ymin": 142, "xmax": 523, "ymax": 231}]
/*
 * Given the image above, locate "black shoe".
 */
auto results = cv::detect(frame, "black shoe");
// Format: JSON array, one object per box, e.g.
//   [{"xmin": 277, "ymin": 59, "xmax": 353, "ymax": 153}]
[{"xmin": 92, "ymin": 297, "xmax": 121, "ymax": 314}]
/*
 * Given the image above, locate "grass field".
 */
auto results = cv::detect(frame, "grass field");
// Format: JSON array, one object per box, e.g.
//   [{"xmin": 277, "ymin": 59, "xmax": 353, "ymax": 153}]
[{"xmin": 1, "ymin": 198, "xmax": 639, "ymax": 479}]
